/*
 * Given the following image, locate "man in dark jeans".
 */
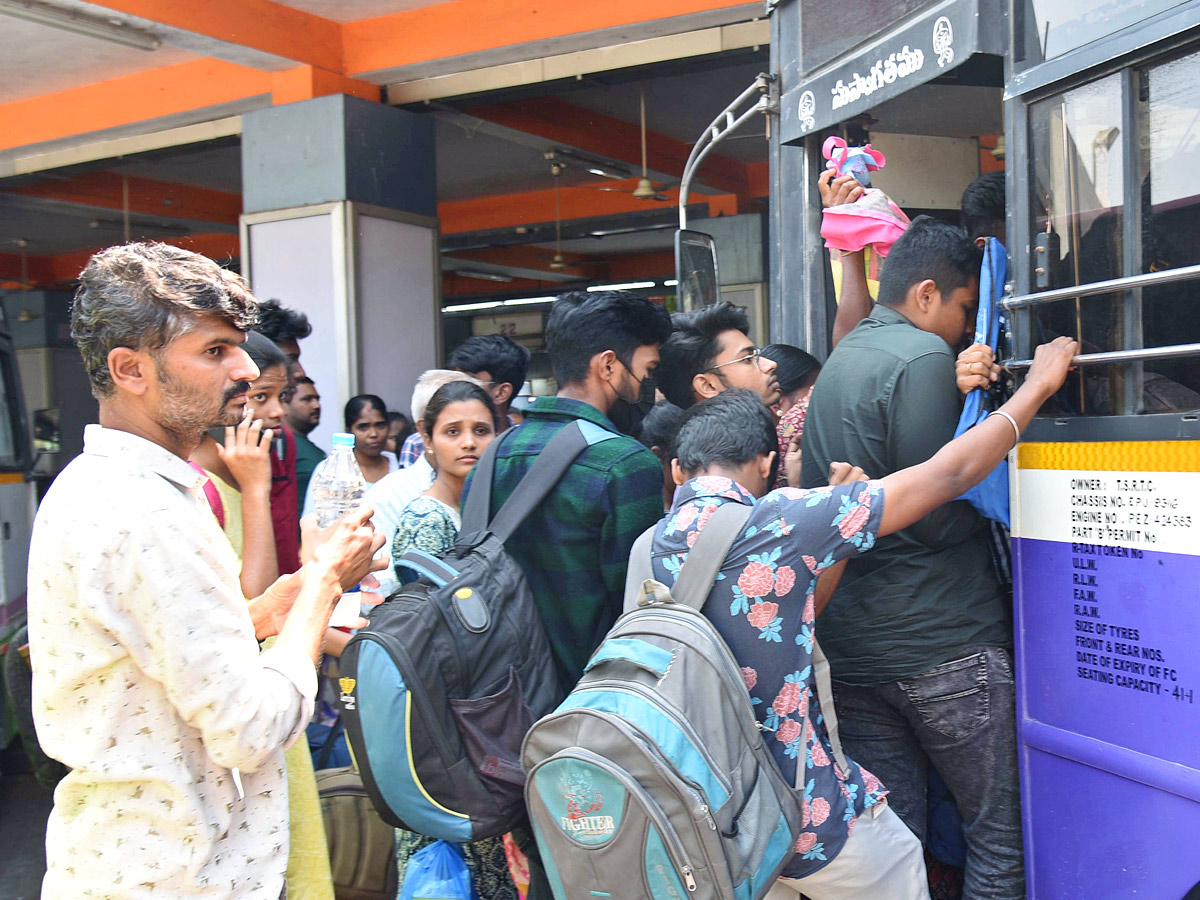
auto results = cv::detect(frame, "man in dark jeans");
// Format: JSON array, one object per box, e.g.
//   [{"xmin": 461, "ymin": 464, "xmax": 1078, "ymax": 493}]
[{"xmin": 801, "ymin": 217, "xmax": 1023, "ymax": 900}]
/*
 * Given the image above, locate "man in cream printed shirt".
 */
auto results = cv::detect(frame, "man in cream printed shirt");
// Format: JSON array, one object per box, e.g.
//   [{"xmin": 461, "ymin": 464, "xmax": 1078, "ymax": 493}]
[{"xmin": 28, "ymin": 243, "xmax": 383, "ymax": 899}]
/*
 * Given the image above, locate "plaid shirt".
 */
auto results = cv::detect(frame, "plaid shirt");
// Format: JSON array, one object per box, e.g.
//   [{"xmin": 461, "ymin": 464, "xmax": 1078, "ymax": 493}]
[
  {"xmin": 398, "ymin": 431, "xmax": 425, "ymax": 468},
  {"xmin": 463, "ymin": 397, "xmax": 663, "ymax": 692}
]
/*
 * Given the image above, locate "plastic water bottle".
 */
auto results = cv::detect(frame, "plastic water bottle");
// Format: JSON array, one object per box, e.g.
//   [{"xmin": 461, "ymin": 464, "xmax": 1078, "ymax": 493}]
[
  {"xmin": 311, "ymin": 433, "xmax": 367, "ymax": 626},
  {"xmin": 313, "ymin": 433, "xmax": 367, "ymax": 527}
]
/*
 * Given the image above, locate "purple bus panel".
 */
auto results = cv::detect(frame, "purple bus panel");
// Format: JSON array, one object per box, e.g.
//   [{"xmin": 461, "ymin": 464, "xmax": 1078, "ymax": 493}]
[{"xmin": 1013, "ymin": 452, "xmax": 1200, "ymax": 899}]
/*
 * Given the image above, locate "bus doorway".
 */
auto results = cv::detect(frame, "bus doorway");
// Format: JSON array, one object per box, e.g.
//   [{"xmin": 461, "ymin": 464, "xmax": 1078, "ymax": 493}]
[
  {"xmin": 768, "ymin": 0, "xmax": 1007, "ymax": 358},
  {"xmin": 819, "ymin": 60, "xmax": 1005, "ymax": 337}
]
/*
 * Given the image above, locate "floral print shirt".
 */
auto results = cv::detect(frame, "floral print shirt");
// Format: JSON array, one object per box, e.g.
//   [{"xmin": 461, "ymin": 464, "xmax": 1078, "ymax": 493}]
[
  {"xmin": 775, "ymin": 391, "xmax": 811, "ymax": 489},
  {"xmin": 650, "ymin": 476, "xmax": 888, "ymax": 878}
]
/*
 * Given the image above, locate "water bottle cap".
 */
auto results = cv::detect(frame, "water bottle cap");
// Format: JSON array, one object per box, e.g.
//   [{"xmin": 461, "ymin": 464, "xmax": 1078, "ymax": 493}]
[{"xmin": 331, "ymin": 433, "xmax": 355, "ymax": 449}]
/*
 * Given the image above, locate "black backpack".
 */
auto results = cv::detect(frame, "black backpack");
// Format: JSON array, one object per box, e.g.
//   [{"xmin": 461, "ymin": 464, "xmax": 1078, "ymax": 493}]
[{"xmin": 339, "ymin": 421, "xmax": 614, "ymax": 842}]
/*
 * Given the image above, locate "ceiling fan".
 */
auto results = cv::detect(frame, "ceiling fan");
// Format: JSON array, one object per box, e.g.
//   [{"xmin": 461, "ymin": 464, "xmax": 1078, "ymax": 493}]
[
  {"xmin": 595, "ymin": 91, "xmax": 675, "ymax": 202},
  {"xmin": 548, "ymin": 162, "xmax": 570, "ymax": 270}
]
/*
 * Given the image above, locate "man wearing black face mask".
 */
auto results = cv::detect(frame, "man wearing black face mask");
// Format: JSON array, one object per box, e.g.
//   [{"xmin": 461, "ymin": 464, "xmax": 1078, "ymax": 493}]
[
  {"xmin": 462, "ymin": 290, "xmax": 671, "ymax": 694},
  {"xmin": 606, "ymin": 361, "xmax": 659, "ymax": 436}
]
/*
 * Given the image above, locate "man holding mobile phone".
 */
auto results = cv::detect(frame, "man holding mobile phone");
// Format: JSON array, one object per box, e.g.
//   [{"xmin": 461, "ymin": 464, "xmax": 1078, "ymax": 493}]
[{"xmin": 27, "ymin": 243, "xmax": 385, "ymax": 900}]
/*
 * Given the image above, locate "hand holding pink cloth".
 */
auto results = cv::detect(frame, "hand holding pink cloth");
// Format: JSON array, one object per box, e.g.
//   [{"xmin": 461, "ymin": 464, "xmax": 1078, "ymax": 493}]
[{"xmin": 821, "ymin": 189, "xmax": 911, "ymax": 257}]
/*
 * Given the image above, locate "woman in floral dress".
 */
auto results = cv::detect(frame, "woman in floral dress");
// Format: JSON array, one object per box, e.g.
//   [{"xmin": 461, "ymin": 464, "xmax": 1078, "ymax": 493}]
[{"xmin": 389, "ymin": 380, "xmax": 521, "ymax": 900}]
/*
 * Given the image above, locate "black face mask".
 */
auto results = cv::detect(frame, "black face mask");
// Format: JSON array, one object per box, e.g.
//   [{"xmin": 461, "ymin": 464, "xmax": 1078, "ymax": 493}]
[{"xmin": 609, "ymin": 374, "xmax": 657, "ymax": 437}]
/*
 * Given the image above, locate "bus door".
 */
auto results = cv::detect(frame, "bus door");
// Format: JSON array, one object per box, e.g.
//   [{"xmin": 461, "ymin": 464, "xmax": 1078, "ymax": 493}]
[
  {"xmin": 768, "ymin": 0, "xmax": 1005, "ymax": 354},
  {"xmin": 1006, "ymin": 12, "xmax": 1200, "ymax": 897}
]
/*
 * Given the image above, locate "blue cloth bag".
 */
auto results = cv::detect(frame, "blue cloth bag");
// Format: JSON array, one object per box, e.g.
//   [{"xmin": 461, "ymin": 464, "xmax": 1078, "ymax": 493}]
[
  {"xmin": 398, "ymin": 840, "xmax": 474, "ymax": 900},
  {"xmin": 953, "ymin": 237, "xmax": 1011, "ymax": 527}
]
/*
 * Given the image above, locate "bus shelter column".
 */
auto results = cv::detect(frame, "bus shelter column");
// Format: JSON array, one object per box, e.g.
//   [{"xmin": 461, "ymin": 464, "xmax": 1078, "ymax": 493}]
[{"xmin": 240, "ymin": 95, "xmax": 439, "ymax": 450}]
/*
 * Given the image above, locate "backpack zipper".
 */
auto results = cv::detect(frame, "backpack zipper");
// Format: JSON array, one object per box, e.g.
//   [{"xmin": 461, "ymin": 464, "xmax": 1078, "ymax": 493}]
[{"xmin": 553, "ymin": 748, "xmax": 699, "ymax": 892}]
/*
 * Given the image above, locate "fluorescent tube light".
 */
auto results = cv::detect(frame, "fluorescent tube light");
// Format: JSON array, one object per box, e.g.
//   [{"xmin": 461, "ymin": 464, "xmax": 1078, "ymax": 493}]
[
  {"xmin": 454, "ymin": 269, "xmax": 514, "ymax": 283},
  {"xmin": 0, "ymin": 0, "xmax": 160, "ymax": 50},
  {"xmin": 586, "ymin": 281, "xmax": 656, "ymax": 292},
  {"xmin": 503, "ymin": 297, "xmax": 556, "ymax": 306},
  {"xmin": 663, "ymin": 279, "xmax": 678, "ymax": 286},
  {"xmin": 444, "ymin": 301, "xmax": 504, "ymax": 313}
]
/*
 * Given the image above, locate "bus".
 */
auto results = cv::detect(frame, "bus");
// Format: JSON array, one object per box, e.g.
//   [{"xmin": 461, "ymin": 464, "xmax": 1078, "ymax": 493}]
[{"xmin": 682, "ymin": 0, "xmax": 1200, "ymax": 895}]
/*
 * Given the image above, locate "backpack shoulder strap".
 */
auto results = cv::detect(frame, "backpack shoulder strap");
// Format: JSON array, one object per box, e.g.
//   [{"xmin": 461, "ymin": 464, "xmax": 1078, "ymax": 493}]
[
  {"xmin": 798, "ymin": 637, "xmax": 851, "ymax": 785},
  {"xmin": 189, "ymin": 461, "xmax": 225, "ymax": 531},
  {"xmin": 460, "ymin": 420, "xmax": 617, "ymax": 545},
  {"xmin": 623, "ymin": 525, "xmax": 657, "ymax": 612},
  {"xmin": 670, "ymin": 502, "xmax": 753, "ymax": 611}
]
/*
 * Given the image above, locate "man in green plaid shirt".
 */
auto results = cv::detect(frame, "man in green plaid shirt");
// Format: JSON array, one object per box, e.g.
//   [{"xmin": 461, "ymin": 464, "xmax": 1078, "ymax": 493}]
[{"xmin": 464, "ymin": 290, "xmax": 672, "ymax": 693}]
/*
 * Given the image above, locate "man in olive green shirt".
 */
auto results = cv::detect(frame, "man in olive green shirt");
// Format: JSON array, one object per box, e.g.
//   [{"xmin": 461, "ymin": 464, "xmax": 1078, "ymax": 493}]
[{"xmin": 801, "ymin": 218, "xmax": 1024, "ymax": 900}]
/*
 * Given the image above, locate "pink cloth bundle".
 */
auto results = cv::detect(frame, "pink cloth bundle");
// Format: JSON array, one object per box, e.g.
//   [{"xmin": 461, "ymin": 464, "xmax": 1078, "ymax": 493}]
[{"xmin": 821, "ymin": 189, "xmax": 911, "ymax": 257}]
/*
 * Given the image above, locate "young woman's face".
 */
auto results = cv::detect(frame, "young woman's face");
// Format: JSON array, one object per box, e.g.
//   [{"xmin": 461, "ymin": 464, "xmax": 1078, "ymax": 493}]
[
  {"xmin": 351, "ymin": 405, "xmax": 388, "ymax": 457},
  {"xmin": 245, "ymin": 364, "xmax": 290, "ymax": 430},
  {"xmin": 426, "ymin": 400, "xmax": 495, "ymax": 480}
]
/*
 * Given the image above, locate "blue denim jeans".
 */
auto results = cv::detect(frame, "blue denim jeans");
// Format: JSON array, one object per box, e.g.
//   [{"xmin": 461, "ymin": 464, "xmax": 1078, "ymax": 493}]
[{"xmin": 831, "ymin": 646, "xmax": 1024, "ymax": 900}]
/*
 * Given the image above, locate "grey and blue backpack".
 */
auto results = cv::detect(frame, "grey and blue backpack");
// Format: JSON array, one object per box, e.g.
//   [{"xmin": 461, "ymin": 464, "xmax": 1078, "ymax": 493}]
[
  {"xmin": 338, "ymin": 421, "xmax": 616, "ymax": 842},
  {"xmin": 522, "ymin": 504, "xmax": 802, "ymax": 900}
]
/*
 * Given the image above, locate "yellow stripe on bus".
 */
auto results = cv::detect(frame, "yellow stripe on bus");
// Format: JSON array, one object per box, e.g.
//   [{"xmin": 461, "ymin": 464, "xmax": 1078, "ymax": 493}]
[
  {"xmin": 404, "ymin": 692, "xmax": 470, "ymax": 819},
  {"xmin": 1018, "ymin": 441, "xmax": 1200, "ymax": 472},
  {"xmin": 0, "ymin": 472, "xmax": 25, "ymax": 484}
]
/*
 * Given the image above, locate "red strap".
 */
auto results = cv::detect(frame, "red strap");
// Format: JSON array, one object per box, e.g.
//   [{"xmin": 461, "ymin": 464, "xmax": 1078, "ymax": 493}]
[{"xmin": 188, "ymin": 462, "xmax": 225, "ymax": 531}]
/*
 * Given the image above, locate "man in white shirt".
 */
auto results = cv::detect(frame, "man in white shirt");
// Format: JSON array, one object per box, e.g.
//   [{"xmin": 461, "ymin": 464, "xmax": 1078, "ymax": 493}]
[{"xmin": 28, "ymin": 242, "xmax": 383, "ymax": 900}]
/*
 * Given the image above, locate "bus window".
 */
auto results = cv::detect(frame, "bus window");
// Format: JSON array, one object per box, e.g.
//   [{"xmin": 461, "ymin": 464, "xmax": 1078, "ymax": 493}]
[
  {"xmin": 1138, "ymin": 48, "xmax": 1200, "ymax": 408},
  {"xmin": 1016, "ymin": 0, "xmax": 1188, "ymax": 70},
  {"xmin": 1025, "ymin": 50, "xmax": 1200, "ymax": 416},
  {"xmin": 1031, "ymin": 74, "xmax": 1124, "ymax": 291}
]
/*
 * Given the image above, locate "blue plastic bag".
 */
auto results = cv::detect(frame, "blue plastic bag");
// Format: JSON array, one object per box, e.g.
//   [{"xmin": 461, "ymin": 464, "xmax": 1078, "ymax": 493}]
[
  {"xmin": 399, "ymin": 840, "xmax": 473, "ymax": 900},
  {"xmin": 954, "ymin": 237, "xmax": 1011, "ymax": 527}
]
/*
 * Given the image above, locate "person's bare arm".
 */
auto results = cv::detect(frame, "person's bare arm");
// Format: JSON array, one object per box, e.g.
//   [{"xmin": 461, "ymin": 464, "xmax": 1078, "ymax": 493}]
[
  {"xmin": 877, "ymin": 337, "xmax": 1077, "ymax": 537},
  {"xmin": 812, "ymin": 560, "xmax": 848, "ymax": 618},
  {"xmin": 217, "ymin": 415, "xmax": 279, "ymax": 597},
  {"xmin": 322, "ymin": 628, "xmax": 352, "ymax": 657},
  {"xmin": 819, "ymin": 169, "xmax": 874, "ymax": 347},
  {"xmin": 249, "ymin": 506, "xmax": 386, "ymax": 659},
  {"xmin": 810, "ymin": 459, "xmax": 867, "ymax": 617},
  {"xmin": 831, "ymin": 251, "xmax": 873, "ymax": 347}
]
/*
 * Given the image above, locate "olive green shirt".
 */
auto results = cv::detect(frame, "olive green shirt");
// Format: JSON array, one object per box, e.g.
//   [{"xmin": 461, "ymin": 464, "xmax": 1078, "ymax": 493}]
[{"xmin": 800, "ymin": 304, "xmax": 1009, "ymax": 685}]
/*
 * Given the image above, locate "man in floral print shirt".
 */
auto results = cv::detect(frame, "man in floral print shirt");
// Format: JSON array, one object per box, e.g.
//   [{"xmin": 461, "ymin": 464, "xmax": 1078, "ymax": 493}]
[
  {"xmin": 650, "ymin": 391, "xmax": 914, "ymax": 897},
  {"xmin": 647, "ymin": 341, "xmax": 1076, "ymax": 899}
]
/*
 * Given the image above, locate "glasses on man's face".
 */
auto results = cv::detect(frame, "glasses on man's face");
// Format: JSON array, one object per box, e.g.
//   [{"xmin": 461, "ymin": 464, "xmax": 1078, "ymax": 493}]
[{"xmin": 707, "ymin": 347, "xmax": 765, "ymax": 373}]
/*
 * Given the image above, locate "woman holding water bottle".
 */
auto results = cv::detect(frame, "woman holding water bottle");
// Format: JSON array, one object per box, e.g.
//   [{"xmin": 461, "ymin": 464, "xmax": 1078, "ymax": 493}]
[
  {"xmin": 190, "ymin": 331, "xmax": 337, "ymax": 900},
  {"xmin": 388, "ymin": 380, "xmax": 521, "ymax": 899}
]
